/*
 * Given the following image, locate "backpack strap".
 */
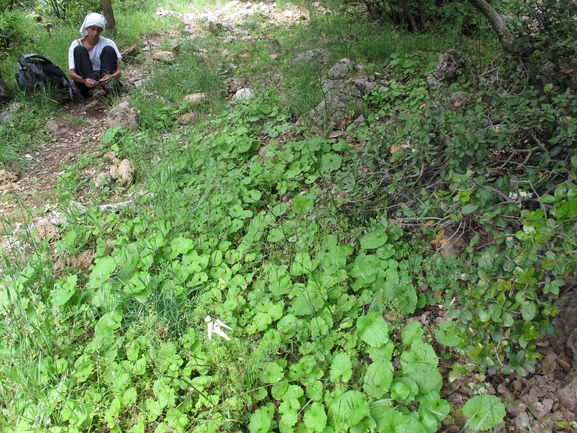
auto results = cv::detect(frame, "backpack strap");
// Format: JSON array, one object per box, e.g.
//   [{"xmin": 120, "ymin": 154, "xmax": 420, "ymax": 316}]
[{"xmin": 22, "ymin": 53, "xmax": 53, "ymax": 64}]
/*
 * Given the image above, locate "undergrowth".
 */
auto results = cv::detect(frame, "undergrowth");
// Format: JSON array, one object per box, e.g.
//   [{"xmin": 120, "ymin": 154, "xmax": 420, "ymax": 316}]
[{"xmin": 1, "ymin": 0, "xmax": 577, "ymax": 432}]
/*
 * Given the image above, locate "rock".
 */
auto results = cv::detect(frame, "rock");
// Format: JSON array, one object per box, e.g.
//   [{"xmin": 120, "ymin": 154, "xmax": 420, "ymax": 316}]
[
  {"xmin": 0, "ymin": 102, "xmax": 22, "ymax": 121},
  {"xmin": 208, "ymin": 21, "xmax": 222, "ymax": 34},
  {"xmin": 0, "ymin": 182, "xmax": 19, "ymax": 191},
  {"xmin": 291, "ymin": 48, "xmax": 332, "ymax": 67},
  {"xmin": 449, "ymin": 92, "xmax": 467, "ymax": 108},
  {"xmin": 104, "ymin": 151, "xmax": 120, "ymax": 164},
  {"xmin": 270, "ymin": 39, "xmax": 281, "ymax": 53},
  {"xmin": 110, "ymin": 159, "xmax": 134, "ymax": 186},
  {"xmin": 45, "ymin": 119, "xmax": 71, "ymax": 136},
  {"xmin": 106, "ymin": 106, "xmax": 138, "ymax": 130},
  {"xmin": 553, "ymin": 293, "xmax": 577, "ymax": 365},
  {"xmin": 0, "ymin": 169, "xmax": 18, "ymax": 183},
  {"xmin": 133, "ymin": 78, "xmax": 150, "ymax": 89},
  {"xmin": 426, "ymin": 50, "xmax": 465, "ymax": 87},
  {"xmin": 305, "ymin": 59, "xmax": 374, "ymax": 131},
  {"xmin": 178, "ymin": 112, "xmax": 197, "ymax": 125},
  {"xmin": 152, "ymin": 50, "xmax": 176, "ymax": 63},
  {"xmin": 36, "ymin": 221, "xmax": 59, "ymax": 241},
  {"xmin": 326, "ymin": 58, "xmax": 363, "ymax": 80},
  {"xmin": 232, "ymin": 88, "xmax": 255, "ymax": 101},
  {"xmin": 95, "ymin": 173, "xmax": 112, "ymax": 188},
  {"xmin": 121, "ymin": 45, "xmax": 139, "ymax": 58},
  {"xmin": 99, "ymin": 200, "xmax": 135, "ymax": 213},
  {"xmin": 184, "ymin": 93, "xmax": 206, "ymax": 105},
  {"xmin": 558, "ymin": 370, "xmax": 577, "ymax": 409},
  {"xmin": 542, "ymin": 353, "xmax": 557, "ymax": 374},
  {"xmin": 76, "ymin": 250, "xmax": 93, "ymax": 272}
]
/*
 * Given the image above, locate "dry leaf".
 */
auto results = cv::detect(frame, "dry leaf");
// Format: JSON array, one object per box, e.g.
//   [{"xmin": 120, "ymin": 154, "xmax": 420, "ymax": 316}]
[{"xmin": 430, "ymin": 229, "xmax": 446, "ymax": 247}]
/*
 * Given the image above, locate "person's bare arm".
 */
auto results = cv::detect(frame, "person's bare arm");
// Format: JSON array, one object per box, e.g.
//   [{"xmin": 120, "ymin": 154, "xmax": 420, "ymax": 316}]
[
  {"xmin": 99, "ymin": 59, "xmax": 121, "ymax": 85},
  {"xmin": 70, "ymin": 69, "xmax": 98, "ymax": 88}
]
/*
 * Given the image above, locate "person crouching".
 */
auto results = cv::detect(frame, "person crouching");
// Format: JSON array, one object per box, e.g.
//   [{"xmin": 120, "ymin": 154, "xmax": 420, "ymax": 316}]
[{"xmin": 68, "ymin": 12, "xmax": 122, "ymax": 100}]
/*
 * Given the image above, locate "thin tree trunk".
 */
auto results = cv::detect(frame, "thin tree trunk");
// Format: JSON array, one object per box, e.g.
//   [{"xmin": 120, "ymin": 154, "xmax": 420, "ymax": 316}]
[
  {"xmin": 467, "ymin": 0, "xmax": 516, "ymax": 53},
  {"xmin": 398, "ymin": 0, "xmax": 418, "ymax": 33},
  {"xmin": 0, "ymin": 70, "xmax": 14, "ymax": 105},
  {"xmin": 101, "ymin": 0, "xmax": 117, "ymax": 34}
]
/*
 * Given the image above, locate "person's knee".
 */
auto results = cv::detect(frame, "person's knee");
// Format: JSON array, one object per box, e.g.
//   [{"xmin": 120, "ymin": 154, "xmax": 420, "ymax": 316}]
[{"xmin": 73, "ymin": 45, "xmax": 88, "ymax": 56}]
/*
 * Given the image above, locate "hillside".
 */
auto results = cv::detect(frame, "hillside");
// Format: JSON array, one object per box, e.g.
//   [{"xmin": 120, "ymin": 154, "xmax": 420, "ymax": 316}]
[{"xmin": 1, "ymin": 1, "xmax": 576, "ymax": 432}]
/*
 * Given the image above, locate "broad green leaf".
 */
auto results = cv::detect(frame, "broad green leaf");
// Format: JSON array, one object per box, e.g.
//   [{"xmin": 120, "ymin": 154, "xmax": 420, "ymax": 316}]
[
  {"xmin": 316, "ymin": 236, "xmax": 354, "ymax": 274},
  {"xmin": 435, "ymin": 321, "xmax": 463, "ymax": 347},
  {"xmin": 462, "ymin": 203, "xmax": 479, "ymax": 214},
  {"xmin": 249, "ymin": 407, "xmax": 272, "ymax": 433},
  {"xmin": 391, "ymin": 377, "xmax": 418, "ymax": 402},
  {"xmin": 310, "ymin": 316, "xmax": 328, "ymax": 338},
  {"xmin": 401, "ymin": 338, "xmax": 438, "ymax": 364},
  {"xmin": 279, "ymin": 398, "xmax": 300, "ymax": 427},
  {"xmin": 360, "ymin": 228, "xmax": 388, "ymax": 249},
  {"xmin": 244, "ymin": 189, "xmax": 262, "ymax": 203},
  {"xmin": 123, "ymin": 387, "xmax": 138, "ymax": 405},
  {"xmin": 153, "ymin": 378, "xmax": 176, "ymax": 408},
  {"xmin": 303, "ymin": 402, "xmax": 327, "ymax": 432},
  {"xmin": 268, "ymin": 266, "xmax": 292, "ymax": 297},
  {"xmin": 89, "ymin": 256, "xmax": 117, "ymax": 288},
  {"xmin": 462, "ymin": 395, "xmax": 506, "ymax": 431},
  {"xmin": 363, "ymin": 359, "xmax": 394, "ymax": 398},
  {"xmin": 291, "ymin": 291, "xmax": 325, "ymax": 316},
  {"xmin": 401, "ymin": 321, "xmax": 423, "ymax": 345},
  {"xmin": 418, "ymin": 392, "xmax": 450, "ymax": 422},
  {"xmin": 267, "ymin": 228, "xmax": 285, "ymax": 243},
  {"xmin": 166, "ymin": 408, "xmax": 188, "ymax": 428},
  {"xmin": 370, "ymin": 405, "xmax": 428, "ymax": 433},
  {"xmin": 321, "ymin": 153, "xmax": 342, "ymax": 172},
  {"xmin": 271, "ymin": 380, "xmax": 289, "ymax": 400},
  {"xmin": 409, "ymin": 364, "xmax": 443, "ymax": 395},
  {"xmin": 349, "ymin": 253, "xmax": 381, "ymax": 286},
  {"xmin": 330, "ymin": 352, "xmax": 353, "ymax": 382},
  {"xmin": 357, "ymin": 312, "xmax": 389, "ymax": 348},
  {"xmin": 292, "ymin": 194, "xmax": 314, "ymax": 214},
  {"xmin": 169, "ymin": 237, "xmax": 194, "ymax": 257},
  {"xmin": 260, "ymin": 361, "xmax": 284, "ymax": 383},
  {"xmin": 51, "ymin": 275, "xmax": 77, "ymax": 309},
  {"xmin": 74, "ymin": 355, "xmax": 93, "ymax": 383},
  {"xmin": 328, "ymin": 390, "xmax": 369, "ymax": 430},
  {"xmin": 521, "ymin": 301, "xmax": 537, "ymax": 321},
  {"xmin": 290, "ymin": 252, "xmax": 315, "ymax": 276}
]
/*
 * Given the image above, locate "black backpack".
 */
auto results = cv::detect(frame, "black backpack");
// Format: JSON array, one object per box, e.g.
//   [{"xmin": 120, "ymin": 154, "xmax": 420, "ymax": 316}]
[{"xmin": 15, "ymin": 54, "xmax": 73, "ymax": 102}]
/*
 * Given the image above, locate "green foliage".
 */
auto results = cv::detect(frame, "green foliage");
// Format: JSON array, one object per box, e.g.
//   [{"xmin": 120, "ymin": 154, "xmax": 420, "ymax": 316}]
[
  {"xmin": 435, "ymin": 181, "xmax": 576, "ymax": 377},
  {"xmin": 6, "ymin": 0, "xmax": 577, "ymax": 431},
  {"xmin": 0, "ymin": 10, "xmax": 32, "ymax": 49},
  {"xmin": 462, "ymin": 395, "xmax": 506, "ymax": 431},
  {"xmin": 511, "ymin": 0, "xmax": 577, "ymax": 87},
  {"xmin": 40, "ymin": 0, "xmax": 100, "ymax": 21}
]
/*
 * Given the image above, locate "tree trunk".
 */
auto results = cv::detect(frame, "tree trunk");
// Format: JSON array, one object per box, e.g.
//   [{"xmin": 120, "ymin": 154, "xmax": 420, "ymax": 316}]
[
  {"xmin": 0, "ymin": 70, "xmax": 14, "ymax": 105},
  {"xmin": 467, "ymin": 0, "xmax": 516, "ymax": 53},
  {"xmin": 101, "ymin": 0, "xmax": 117, "ymax": 34}
]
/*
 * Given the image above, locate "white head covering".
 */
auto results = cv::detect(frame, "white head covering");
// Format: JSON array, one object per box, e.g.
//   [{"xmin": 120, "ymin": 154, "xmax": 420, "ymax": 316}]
[{"xmin": 79, "ymin": 13, "xmax": 107, "ymax": 36}]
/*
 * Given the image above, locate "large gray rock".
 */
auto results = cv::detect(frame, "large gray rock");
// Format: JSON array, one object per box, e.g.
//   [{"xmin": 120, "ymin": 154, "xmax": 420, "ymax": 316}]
[
  {"xmin": 106, "ymin": 105, "xmax": 139, "ymax": 130},
  {"xmin": 426, "ymin": 50, "xmax": 465, "ymax": 87},
  {"xmin": 305, "ymin": 58, "xmax": 374, "ymax": 131},
  {"xmin": 291, "ymin": 48, "xmax": 332, "ymax": 67}
]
